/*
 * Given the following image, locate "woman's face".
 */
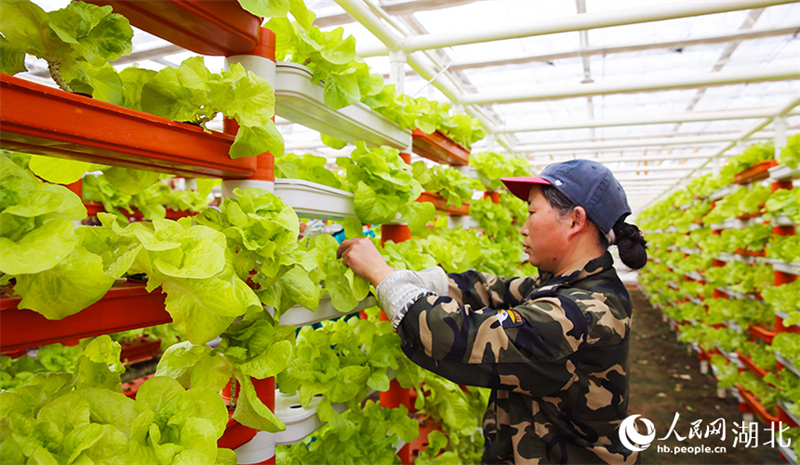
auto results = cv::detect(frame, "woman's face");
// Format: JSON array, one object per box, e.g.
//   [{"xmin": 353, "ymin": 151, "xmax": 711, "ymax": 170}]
[{"xmin": 520, "ymin": 185, "xmax": 572, "ymax": 272}]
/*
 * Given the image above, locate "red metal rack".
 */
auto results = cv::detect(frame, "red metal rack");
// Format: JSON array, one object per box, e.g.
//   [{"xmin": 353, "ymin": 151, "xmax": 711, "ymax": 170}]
[
  {"xmin": 0, "ymin": 283, "xmax": 170, "ymax": 353},
  {"xmin": 84, "ymin": 0, "xmax": 263, "ymax": 57},
  {"xmin": 84, "ymin": 202, "xmax": 197, "ymax": 221},
  {"xmin": 0, "ymin": 74, "xmax": 257, "ymax": 179},
  {"xmin": 412, "ymin": 129, "xmax": 470, "ymax": 166},
  {"xmin": 416, "ymin": 191, "xmax": 471, "ymax": 216}
]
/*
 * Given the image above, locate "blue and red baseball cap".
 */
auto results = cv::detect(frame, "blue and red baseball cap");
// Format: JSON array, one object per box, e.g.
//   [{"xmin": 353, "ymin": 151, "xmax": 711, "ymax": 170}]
[{"xmin": 501, "ymin": 159, "xmax": 631, "ymax": 234}]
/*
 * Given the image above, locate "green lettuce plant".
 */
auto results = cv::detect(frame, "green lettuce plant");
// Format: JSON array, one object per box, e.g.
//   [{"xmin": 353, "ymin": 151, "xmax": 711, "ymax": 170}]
[
  {"xmin": 155, "ymin": 307, "xmax": 295, "ymax": 433},
  {"xmin": 778, "ymin": 133, "xmax": 800, "ymax": 169},
  {"xmin": 337, "ymin": 143, "xmax": 435, "ymax": 230},
  {"xmin": 267, "ymin": 16, "xmax": 485, "ymax": 149},
  {"xmin": 774, "ymin": 333, "xmax": 800, "ymax": 369},
  {"xmin": 276, "ymin": 310, "xmax": 401, "ymax": 431},
  {"xmin": 762, "ymin": 280, "xmax": 800, "ymax": 325},
  {"xmin": 1, "ymin": 1, "xmax": 284, "ymax": 165},
  {"xmin": 0, "ymin": 0, "xmax": 132, "ymax": 99},
  {"xmin": 720, "ymin": 141, "xmax": 774, "ymax": 180},
  {"xmin": 0, "ymin": 336, "xmax": 236, "ymax": 465},
  {"xmin": 469, "ymin": 151, "xmax": 531, "ymax": 191},
  {"xmin": 767, "ymin": 235, "xmax": 800, "ymax": 263},
  {"xmin": 274, "ymin": 152, "xmax": 344, "ymax": 190},
  {"xmin": 0, "ymin": 155, "xmax": 151, "ymax": 319},
  {"xmin": 766, "ymin": 187, "xmax": 800, "ymax": 223},
  {"xmin": 710, "ymin": 354, "xmax": 739, "ymax": 389},
  {"xmin": 276, "ymin": 400, "xmax": 418, "ymax": 465},
  {"xmin": 192, "ymin": 187, "xmax": 319, "ymax": 315},
  {"xmin": 412, "ymin": 161, "xmax": 477, "ymax": 208},
  {"xmin": 738, "ymin": 340, "xmax": 777, "ymax": 372},
  {"xmin": 0, "ymin": 342, "xmax": 83, "ymax": 390},
  {"xmin": 82, "ymin": 174, "xmax": 211, "ymax": 224},
  {"xmin": 101, "ymin": 211, "xmax": 260, "ymax": 344}
]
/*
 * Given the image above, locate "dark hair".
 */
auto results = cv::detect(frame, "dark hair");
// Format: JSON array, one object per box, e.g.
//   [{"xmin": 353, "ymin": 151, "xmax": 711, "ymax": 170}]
[{"xmin": 540, "ymin": 185, "xmax": 648, "ymax": 270}]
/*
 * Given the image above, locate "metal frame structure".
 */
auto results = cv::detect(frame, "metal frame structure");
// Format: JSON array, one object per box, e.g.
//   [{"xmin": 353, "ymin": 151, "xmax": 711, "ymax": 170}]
[
  {"xmin": 20, "ymin": 0, "xmax": 799, "ymax": 216},
  {"xmin": 327, "ymin": 0, "xmax": 800, "ymax": 215}
]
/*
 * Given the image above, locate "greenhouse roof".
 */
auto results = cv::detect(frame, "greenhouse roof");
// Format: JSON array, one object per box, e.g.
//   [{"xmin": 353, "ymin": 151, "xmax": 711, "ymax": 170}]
[{"xmin": 22, "ymin": 0, "xmax": 800, "ymax": 218}]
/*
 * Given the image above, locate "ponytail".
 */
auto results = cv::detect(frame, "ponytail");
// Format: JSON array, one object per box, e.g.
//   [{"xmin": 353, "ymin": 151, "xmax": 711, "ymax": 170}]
[{"xmin": 612, "ymin": 220, "xmax": 648, "ymax": 269}]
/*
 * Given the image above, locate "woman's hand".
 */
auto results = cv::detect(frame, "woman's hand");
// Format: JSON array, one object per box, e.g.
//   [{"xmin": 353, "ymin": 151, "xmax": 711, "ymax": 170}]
[{"xmin": 336, "ymin": 238, "xmax": 396, "ymax": 287}]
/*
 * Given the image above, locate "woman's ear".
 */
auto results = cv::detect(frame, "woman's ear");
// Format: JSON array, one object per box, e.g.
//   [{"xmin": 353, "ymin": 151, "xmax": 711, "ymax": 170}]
[{"xmin": 568, "ymin": 206, "xmax": 588, "ymax": 238}]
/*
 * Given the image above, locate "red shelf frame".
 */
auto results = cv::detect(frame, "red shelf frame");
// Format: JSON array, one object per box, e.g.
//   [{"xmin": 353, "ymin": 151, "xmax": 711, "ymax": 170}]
[
  {"xmin": 84, "ymin": 0, "xmax": 262, "ymax": 57},
  {"xmin": 119, "ymin": 336, "xmax": 162, "ymax": 366},
  {"xmin": 0, "ymin": 74, "xmax": 256, "ymax": 179},
  {"xmin": 122, "ymin": 373, "xmax": 156, "ymax": 398},
  {"xmin": 0, "ymin": 282, "xmax": 170, "ymax": 353},
  {"xmin": 748, "ymin": 324, "xmax": 776, "ymax": 344},
  {"xmin": 736, "ymin": 350, "xmax": 771, "ymax": 380},
  {"xmin": 411, "ymin": 129, "xmax": 469, "ymax": 166},
  {"xmin": 84, "ymin": 202, "xmax": 197, "ymax": 221},
  {"xmin": 417, "ymin": 191, "xmax": 470, "ymax": 216},
  {"xmin": 733, "ymin": 159, "xmax": 779, "ymax": 185},
  {"xmin": 734, "ymin": 248, "xmax": 766, "ymax": 257},
  {"xmin": 408, "ymin": 415, "xmax": 444, "ymax": 461},
  {"xmin": 738, "ymin": 386, "xmax": 779, "ymax": 424}
]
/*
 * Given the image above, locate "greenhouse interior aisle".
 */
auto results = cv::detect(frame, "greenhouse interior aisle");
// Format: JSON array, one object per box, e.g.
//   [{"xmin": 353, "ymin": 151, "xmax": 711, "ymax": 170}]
[
  {"xmin": 628, "ymin": 286, "xmax": 784, "ymax": 465},
  {"xmin": 1, "ymin": 0, "xmax": 799, "ymax": 464}
]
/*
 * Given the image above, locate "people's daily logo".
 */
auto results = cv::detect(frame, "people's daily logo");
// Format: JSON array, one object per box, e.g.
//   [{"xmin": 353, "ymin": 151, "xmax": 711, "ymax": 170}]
[{"xmin": 619, "ymin": 415, "xmax": 656, "ymax": 452}]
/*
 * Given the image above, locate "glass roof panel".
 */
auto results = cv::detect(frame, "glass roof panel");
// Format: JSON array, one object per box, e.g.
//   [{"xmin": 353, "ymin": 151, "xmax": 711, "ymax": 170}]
[
  {"xmin": 586, "ymin": 9, "xmax": 750, "ymax": 45},
  {"xmin": 444, "ymin": 32, "xmax": 584, "ymax": 66},
  {"xmin": 411, "ymin": 0, "xmax": 577, "ymax": 36},
  {"xmin": 18, "ymin": 0, "xmax": 800, "ymax": 217},
  {"xmin": 462, "ymin": 59, "xmax": 586, "ymax": 91}
]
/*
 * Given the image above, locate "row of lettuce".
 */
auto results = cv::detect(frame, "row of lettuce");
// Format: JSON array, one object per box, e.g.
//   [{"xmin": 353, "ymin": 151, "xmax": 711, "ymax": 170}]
[
  {"xmin": 1, "ymin": 140, "xmax": 534, "ymax": 465},
  {"xmin": 0, "ymin": 1, "xmax": 542, "ymax": 462},
  {"xmin": 1, "ymin": 0, "xmax": 484, "ymax": 174},
  {"xmin": 637, "ymin": 135, "xmax": 800, "ymax": 458}
]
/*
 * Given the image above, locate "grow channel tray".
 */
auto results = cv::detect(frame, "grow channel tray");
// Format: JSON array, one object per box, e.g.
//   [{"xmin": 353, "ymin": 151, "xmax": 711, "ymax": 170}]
[
  {"xmin": 776, "ymin": 352, "xmax": 800, "ymax": 378},
  {"xmin": 274, "ymin": 63, "xmax": 411, "ymax": 150},
  {"xmin": 769, "ymin": 164, "xmax": 800, "ymax": 181},
  {"xmin": 779, "ymin": 442, "xmax": 798, "ymax": 465},
  {"xmin": 278, "ymin": 295, "xmax": 377, "ymax": 327},
  {"xmin": 274, "ymin": 179, "xmax": 403, "ymax": 224},
  {"xmin": 773, "ymin": 215, "xmax": 797, "ymax": 227},
  {"xmin": 274, "ymin": 178, "xmax": 355, "ymax": 221},
  {"xmin": 708, "ymin": 184, "xmax": 738, "ymax": 201},
  {"xmin": 0, "ymin": 282, "xmax": 170, "ymax": 353},
  {"xmin": 84, "ymin": 0, "xmax": 261, "ymax": 56},
  {"xmin": 779, "ymin": 400, "xmax": 800, "ymax": 428},
  {"xmin": 447, "ymin": 215, "xmax": 480, "ymax": 230},
  {"xmin": 0, "ymin": 74, "xmax": 256, "ymax": 179},
  {"xmin": 771, "ymin": 260, "xmax": 800, "ymax": 276},
  {"xmin": 274, "ymin": 391, "xmax": 347, "ymax": 446}
]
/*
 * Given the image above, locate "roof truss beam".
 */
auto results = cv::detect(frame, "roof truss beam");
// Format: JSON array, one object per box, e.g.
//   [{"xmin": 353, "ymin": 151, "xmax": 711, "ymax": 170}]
[
  {"xmin": 421, "ymin": 26, "xmax": 800, "ymax": 71},
  {"xmin": 315, "ymin": 0, "xmax": 477, "ymax": 28},
  {"xmin": 497, "ymin": 106, "xmax": 791, "ymax": 133},
  {"xmin": 359, "ymin": 0, "xmax": 794, "ymax": 55},
  {"xmin": 512, "ymin": 131, "xmax": 784, "ymax": 153},
  {"xmin": 461, "ymin": 65, "xmax": 799, "ymax": 106}
]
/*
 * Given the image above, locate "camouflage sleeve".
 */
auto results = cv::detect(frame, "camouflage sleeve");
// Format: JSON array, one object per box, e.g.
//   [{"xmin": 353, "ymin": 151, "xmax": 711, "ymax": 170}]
[
  {"xmin": 446, "ymin": 270, "xmax": 539, "ymax": 310},
  {"xmin": 396, "ymin": 291, "xmax": 588, "ymax": 396}
]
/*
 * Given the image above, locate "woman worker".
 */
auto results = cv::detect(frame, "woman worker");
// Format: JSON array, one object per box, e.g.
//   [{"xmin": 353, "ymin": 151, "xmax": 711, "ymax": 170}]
[{"xmin": 337, "ymin": 159, "xmax": 648, "ymax": 464}]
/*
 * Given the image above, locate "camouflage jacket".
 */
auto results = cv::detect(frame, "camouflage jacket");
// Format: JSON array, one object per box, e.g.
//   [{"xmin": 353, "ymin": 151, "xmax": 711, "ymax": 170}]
[{"xmin": 395, "ymin": 253, "xmax": 639, "ymax": 464}]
